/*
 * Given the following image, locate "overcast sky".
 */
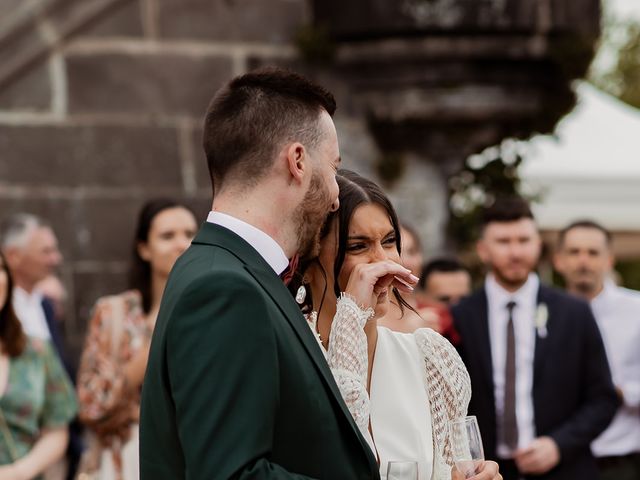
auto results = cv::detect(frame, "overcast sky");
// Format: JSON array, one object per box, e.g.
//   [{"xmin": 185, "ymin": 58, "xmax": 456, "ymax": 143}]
[{"xmin": 609, "ymin": 0, "xmax": 640, "ymax": 19}]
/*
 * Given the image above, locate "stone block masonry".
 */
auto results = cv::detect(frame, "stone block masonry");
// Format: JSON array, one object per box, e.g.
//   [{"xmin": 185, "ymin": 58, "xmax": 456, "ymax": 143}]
[{"xmin": 0, "ymin": 0, "xmax": 302, "ymax": 363}]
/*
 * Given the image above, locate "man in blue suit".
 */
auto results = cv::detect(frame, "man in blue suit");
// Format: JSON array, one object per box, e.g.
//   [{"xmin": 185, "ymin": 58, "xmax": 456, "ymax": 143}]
[{"xmin": 452, "ymin": 197, "xmax": 618, "ymax": 480}]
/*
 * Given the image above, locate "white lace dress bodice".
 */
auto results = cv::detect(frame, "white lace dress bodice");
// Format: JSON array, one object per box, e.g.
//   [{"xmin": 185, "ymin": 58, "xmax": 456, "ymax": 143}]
[
  {"xmin": 306, "ymin": 295, "xmax": 472, "ymax": 480},
  {"xmin": 370, "ymin": 326, "xmax": 433, "ymax": 479}
]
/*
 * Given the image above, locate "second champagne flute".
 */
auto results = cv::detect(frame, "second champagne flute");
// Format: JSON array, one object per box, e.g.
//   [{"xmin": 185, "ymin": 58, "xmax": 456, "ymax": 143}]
[{"xmin": 449, "ymin": 415, "xmax": 485, "ymax": 479}]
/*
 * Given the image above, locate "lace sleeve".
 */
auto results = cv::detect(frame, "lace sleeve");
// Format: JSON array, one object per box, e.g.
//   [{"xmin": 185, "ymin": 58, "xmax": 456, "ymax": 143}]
[
  {"xmin": 326, "ymin": 294, "xmax": 376, "ymax": 453},
  {"xmin": 414, "ymin": 328, "xmax": 471, "ymax": 471}
]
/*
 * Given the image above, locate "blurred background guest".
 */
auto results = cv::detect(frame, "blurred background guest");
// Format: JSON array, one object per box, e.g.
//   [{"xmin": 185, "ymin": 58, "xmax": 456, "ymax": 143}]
[
  {"xmin": 421, "ymin": 258, "xmax": 471, "ymax": 307},
  {"xmin": 0, "ymin": 250, "xmax": 77, "ymax": 480},
  {"xmin": 0, "ymin": 214, "xmax": 68, "ymax": 371},
  {"xmin": 452, "ymin": 197, "xmax": 618, "ymax": 480},
  {"xmin": 400, "ymin": 223, "xmax": 425, "ymax": 281},
  {"xmin": 0, "ymin": 214, "xmax": 79, "ymax": 480},
  {"xmin": 35, "ymin": 275, "xmax": 68, "ymax": 329},
  {"xmin": 418, "ymin": 257, "xmax": 472, "ymax": 346},
  {"xmin": 554, "ymin": 220, "xmax": 640, "ymax": 480},
  {"xmin": 76, "ymin": 199, "xmax": 196, "ymax": 480},
  {"xmin": 399, "ymin": 223, "xmax": 442, "ymax": 332}
]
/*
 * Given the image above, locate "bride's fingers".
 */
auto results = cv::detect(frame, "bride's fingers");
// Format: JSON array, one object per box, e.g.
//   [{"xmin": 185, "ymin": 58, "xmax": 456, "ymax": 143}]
[
  {"xmin": 362, "ymin": 261, "xmax": 418, "ymax": 286},
  {"xmin": 345, "ymin": 261, "xmax": 420, "ymax": 308},
  {"xmin": 391, "ymin": 276, "xmax": 414, "ymax": 293},
  {"xmin": 373, "ymin": 273, "xmax": 411, "ymax": 293}
]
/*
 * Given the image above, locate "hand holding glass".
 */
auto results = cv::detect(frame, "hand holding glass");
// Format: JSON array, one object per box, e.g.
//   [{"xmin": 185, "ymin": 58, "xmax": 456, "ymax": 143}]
[
  {"xmin": 449, "ymin": 416, "xmax": 484, "ymax": 479},
  {"xmin": 386, "ymin": 460, "xmax": 418, "ymax": 480}
]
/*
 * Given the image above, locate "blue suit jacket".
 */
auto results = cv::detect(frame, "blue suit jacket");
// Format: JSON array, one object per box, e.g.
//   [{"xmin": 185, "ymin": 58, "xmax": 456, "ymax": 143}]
[
  {"xmin": 41, "ymin": 297, "xmax": 74, "ymax": 379},
  {"xmin": 41, "ymin": 297, "xmax": 82, "ymax": 480},
  {"xmin": 452, "ymin": 284, "xmax": 618, "ymax": 480}
]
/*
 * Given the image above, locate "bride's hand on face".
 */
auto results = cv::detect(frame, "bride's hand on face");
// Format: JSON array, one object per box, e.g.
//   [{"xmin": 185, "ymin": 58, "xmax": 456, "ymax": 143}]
[{"xmin": 344, "ymin": 259, "xmax": 418, "ymax": 311}]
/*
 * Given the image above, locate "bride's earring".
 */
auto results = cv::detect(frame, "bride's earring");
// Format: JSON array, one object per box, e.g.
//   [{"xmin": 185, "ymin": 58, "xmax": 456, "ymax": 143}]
[{"xmin": 295, "ymin": 284, "xmax": 307, "ymax": 304}]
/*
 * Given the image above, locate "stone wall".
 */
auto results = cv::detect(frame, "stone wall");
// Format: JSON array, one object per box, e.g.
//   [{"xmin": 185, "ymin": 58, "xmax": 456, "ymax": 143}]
[
  {"xmin": 0, "ymin": 0, "xmax": 600, "ymax": 363},
  {"xmin": 0, "ymin": 0, "xmax": 309, "ymax": 361}
]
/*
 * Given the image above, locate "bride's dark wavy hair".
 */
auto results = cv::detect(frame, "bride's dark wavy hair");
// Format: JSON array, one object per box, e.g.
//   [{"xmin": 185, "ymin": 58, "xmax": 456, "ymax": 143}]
[{"xmin": 290, "ymin": 169, "xmax": 413, "ymax": 316}]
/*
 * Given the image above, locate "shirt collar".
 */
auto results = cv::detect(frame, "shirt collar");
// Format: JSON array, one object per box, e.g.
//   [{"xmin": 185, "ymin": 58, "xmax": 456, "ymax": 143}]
[
  {"xmin": 591, "ymin": 278, "xmax": 617, "ymax": 313},
  {"xmin": 207, "ymin": 211, "xmax": 289, "ymax": 275},
  {"xmin": 13, "ymin": 286, "xmax": 44, "ymax": 305},
  {"xmin": 485, "ymin": 272, "xmax": 540, "ymax": 310}
]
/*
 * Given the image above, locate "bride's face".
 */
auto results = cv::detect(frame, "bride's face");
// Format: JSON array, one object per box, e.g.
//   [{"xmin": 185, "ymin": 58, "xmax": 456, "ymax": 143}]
[{"xmin": 318, "ymin": 202, "xmax": 401, "ymax": 316}]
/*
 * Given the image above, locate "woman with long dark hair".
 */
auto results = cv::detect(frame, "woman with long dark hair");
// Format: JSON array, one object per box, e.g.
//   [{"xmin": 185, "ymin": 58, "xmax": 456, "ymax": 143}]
[
  {"xmin": 76, "ymin": 199, "xmax": 197, "ymax": 480},
  {"xmin": 0, "ymin": 251, "xmax": 77, "ymax": 479},
  {"xmin": 292, "ymin": 170, "xmax": 501, "ymax": 480}
]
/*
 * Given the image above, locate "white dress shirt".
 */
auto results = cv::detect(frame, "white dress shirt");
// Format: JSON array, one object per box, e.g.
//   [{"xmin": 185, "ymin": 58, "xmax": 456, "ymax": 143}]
[
  {"xmin": 207, "ymin": 211, "xmax": 289, "ymax": 276},
  {"xmin": 486, "ymin": 273, "xmax": 539, "ymax": 458},
  {"xmin": 12, "ymin": 286, "xmax": 52, "ymax": 340},
  {"xmin": 590, "ymin": 280, "xmax": 640, "ymax": 457}
]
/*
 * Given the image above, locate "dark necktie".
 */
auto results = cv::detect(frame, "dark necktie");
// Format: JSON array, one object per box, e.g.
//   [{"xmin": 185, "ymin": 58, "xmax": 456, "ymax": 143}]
[{"xmin": 504, "ymin": 300, "xmax": 518, "ymax": 451}]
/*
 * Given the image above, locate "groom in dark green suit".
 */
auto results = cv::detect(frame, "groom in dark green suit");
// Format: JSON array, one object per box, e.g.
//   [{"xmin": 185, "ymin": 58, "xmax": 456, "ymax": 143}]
[{"xmin": 140, "ymin": 69, "xmax": 381, "ymax": 479}]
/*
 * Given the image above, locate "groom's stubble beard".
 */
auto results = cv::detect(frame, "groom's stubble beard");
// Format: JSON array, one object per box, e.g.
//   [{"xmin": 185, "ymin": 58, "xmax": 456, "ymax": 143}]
[{"xmin": 294, "ymin": 171, "xmax": 334, "ymax": 261}]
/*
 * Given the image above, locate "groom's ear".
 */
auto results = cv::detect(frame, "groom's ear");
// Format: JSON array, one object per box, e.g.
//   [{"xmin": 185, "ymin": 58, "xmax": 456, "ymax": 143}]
[{"xmin": 285, "ymin": 142, "xmax": 307, "ymax": 184}]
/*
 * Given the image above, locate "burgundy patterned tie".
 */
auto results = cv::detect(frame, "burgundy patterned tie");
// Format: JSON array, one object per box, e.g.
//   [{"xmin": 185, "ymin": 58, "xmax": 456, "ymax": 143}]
[
  {"xmin": 504, "ymin": 300, "xmax": 518, "ymax": 452},
  {"xmin": 280, "ymin": 253, "xmax": 299, "ymax": 286}
]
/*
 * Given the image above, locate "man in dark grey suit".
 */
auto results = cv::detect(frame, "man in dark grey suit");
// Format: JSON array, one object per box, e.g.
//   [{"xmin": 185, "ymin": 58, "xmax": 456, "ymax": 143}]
[{"xmin": 452, "ymin": 197, "xmax": 618, "ymax": 480}]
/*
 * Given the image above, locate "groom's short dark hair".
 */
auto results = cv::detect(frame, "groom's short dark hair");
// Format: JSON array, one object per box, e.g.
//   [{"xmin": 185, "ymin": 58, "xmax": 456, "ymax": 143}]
[{"xmin": 203, "ymin": 67, "xmax": 336, "ymax": 192}]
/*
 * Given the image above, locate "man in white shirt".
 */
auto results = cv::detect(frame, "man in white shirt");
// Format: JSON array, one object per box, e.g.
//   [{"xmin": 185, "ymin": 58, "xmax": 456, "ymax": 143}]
[
  {"xmin": 0, "ymin": 213, "xmax": 63, "ymax": 345},
  {"xmin": 452, "ymin": 197, "xmax": 618, "ymax": 480},
  {"xmin": 554, "ymin": 220, "xmax": 640, "ymax": 480}
]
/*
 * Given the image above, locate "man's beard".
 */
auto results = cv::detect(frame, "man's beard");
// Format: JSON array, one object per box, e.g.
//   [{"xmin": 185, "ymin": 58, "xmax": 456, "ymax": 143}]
[
  {"xmin": 294, "ymin": 172, "xmax": 333, "ymax": 261},
  {"xmin": 492, "ymin": 263, "xmax": 532, "ymax": 290},
  {"xmin": 571, "ymin": 270, "xmax": 598, "ymax": 295}
]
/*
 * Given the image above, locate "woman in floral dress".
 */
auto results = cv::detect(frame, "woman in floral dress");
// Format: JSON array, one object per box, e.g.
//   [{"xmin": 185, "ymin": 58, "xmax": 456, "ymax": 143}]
[
  {"xmin": 76, "ymin": 199, "xmax": 197, "ymax": 480},
  {"xmin": 0, "ymin": 251, "xmax": 77, "ymax": 480}
]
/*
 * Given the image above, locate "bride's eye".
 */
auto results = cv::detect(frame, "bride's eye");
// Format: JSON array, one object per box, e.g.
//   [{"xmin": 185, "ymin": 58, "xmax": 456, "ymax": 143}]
[{"xmin": 346, "ymin": 243, "xmax": 366, "ymax": 252}]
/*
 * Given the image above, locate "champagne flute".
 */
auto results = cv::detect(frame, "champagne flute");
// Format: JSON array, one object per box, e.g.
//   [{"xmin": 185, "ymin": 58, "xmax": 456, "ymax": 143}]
[
  {"xmin": 386, "ymin": 460, "xmax": 419, "ymax": 480},
  {"xmin": 449, "ymin": 415, "xmax": 485, "ymax": 479}
]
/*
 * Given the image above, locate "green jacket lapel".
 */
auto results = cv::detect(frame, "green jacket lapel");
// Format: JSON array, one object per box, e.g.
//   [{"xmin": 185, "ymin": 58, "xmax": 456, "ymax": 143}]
[
  {"xmin": 192, "ymin": 222, "xmax": 376, "ymax": 466},
  {"xmin": 245, "ymin": 265, "xmax": 377, "ymax": 468}
]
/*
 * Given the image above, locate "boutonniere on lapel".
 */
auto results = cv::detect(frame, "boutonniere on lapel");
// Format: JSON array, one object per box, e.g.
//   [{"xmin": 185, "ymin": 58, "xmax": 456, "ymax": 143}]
[{"xmin": 535, "ymin": 303, "xmax": 548, "ymax": 338}]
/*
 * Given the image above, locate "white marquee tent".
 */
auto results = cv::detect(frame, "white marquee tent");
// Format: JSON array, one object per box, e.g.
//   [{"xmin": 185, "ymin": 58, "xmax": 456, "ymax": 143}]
[{"xmin": 521, "ymin": 81, "xmax": 640, "ymax": 231}]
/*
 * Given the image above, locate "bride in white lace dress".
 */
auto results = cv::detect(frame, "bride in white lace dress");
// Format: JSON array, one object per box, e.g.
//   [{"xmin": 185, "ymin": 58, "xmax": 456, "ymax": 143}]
[{"xmin": 291, "ymin": 170, "xmax": 501, "ymax": 480}]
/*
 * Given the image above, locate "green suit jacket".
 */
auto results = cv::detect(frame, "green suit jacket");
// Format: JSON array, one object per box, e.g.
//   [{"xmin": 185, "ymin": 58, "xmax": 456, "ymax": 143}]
[{"xmin": 140, "ymin": 222, "xmax": 380, "ymax": 479}]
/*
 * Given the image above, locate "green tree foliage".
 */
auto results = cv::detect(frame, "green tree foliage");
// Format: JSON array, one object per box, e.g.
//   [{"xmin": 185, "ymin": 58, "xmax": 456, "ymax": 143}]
[
  {"xmin": 447, "ymin": 140, "xmax": 540, "ymax": 251},
  {"xmin": 591, "ymin": 19, "xmax": 640, "ymax": 108}
]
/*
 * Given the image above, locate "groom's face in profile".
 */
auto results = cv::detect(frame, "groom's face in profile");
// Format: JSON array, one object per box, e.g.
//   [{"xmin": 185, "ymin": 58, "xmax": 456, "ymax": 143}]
[{"xmin": 295, "ymin": 111, "xmax": 340, "ymax": 259}]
